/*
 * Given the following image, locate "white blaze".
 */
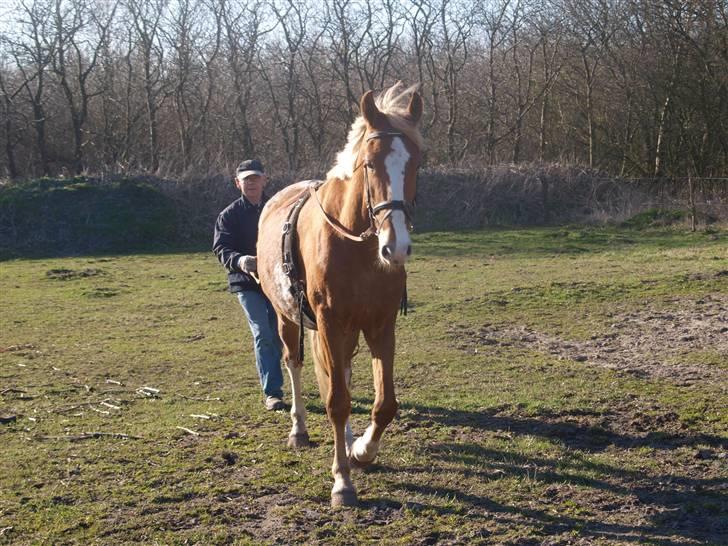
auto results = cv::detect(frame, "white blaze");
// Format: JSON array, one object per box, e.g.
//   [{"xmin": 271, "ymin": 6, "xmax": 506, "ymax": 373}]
[{"xmin": 380, "ymin": 138, "xmax": 411, "ymax": 262}]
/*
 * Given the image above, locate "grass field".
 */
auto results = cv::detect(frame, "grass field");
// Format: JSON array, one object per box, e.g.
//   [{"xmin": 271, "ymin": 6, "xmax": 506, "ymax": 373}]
[{"xmin": 1, "ymin": 226, "xmax": 726, "ymax": 545}]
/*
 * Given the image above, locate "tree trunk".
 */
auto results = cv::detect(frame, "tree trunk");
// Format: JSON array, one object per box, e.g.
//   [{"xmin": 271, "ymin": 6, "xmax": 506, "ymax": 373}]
[
  {"xmin": 539, "ymin": 92, "xmax": 548, "ymax": 162},
  {"xmin": 654, "ymin": 93, "xmax": 670, "ymax": 177},
  {"xmin": 688, "ymin": 175, "xmax": 697, "ymax": 232}
]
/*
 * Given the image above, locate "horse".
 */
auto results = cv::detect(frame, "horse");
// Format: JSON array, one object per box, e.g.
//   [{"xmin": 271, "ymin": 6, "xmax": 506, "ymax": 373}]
[{"xmin": 257, "ymin": 83, "xmax": 423, "ymax": 507}]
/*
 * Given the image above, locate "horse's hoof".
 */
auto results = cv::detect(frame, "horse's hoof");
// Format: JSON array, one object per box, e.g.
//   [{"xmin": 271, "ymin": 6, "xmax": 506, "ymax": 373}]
[
  {"xmin": 349, "ymin": 454, "xmax": 375, "ymax": 469},
  {"xmin": 331, "ymin": 489, "xmax": 358, "ymax": 507},
  {"xmin": 287, "ymin": 432, "xmax": 310, "ymax": 448}
]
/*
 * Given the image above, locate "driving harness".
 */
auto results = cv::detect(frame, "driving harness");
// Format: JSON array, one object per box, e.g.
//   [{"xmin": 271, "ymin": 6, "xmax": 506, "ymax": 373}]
[
  {"xmin": 281, "ymin": 131, "xmax": 414, "ymax": 359},
  {"xmin": 281, "ymin": 181, "xmax": 320, "ymax": 333}
]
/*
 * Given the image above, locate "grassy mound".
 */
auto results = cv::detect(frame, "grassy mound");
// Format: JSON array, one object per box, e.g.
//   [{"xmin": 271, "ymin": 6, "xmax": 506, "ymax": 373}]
[
  {"xmin": 0, "ymin": 177, "xmax": 177, "ymax": 258},
  {"xmin": 621, "ymin": 208, "xmax": 687, "ymax": 228}
]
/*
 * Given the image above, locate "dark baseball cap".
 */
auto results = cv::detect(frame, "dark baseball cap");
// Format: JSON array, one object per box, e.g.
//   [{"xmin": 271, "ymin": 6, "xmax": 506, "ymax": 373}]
[{"xmin": 236, "ymin": 159, "xmax": 265, "ymax": 179}]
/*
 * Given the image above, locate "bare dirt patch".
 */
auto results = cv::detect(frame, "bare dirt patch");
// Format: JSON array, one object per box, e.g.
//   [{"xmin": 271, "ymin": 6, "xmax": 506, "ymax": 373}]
[
  {"xmin": 450, "ymin": 295, "xmax": 728, "ymax": 386},
  {"xmin": 45, "ymin": 268, "xmax": 105, "ymax": 280}
]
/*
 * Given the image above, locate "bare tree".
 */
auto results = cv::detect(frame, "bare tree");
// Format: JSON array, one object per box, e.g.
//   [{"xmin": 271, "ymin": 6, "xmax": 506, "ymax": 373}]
[
  {"xmin": 219, "ymin": 0, "xmax": 267, "ymax": 160},
  {"xmin": 324, "ymin": 0, "xmax": 371, "ymax": 124},
  {"xmin": 0, "ymin": 45, "xmax": 25, "ymax": 178},
  {"xmin": 529, "ymin": 3, "xmax": 564, "ymax": 162},
  {"xmin": 47, "ymin": 0, "xmax": 116, "ymax": 174},
  {"xmin": 403, "ymin": 0, "xmax": 438, "ymax": 136},
  {"xmin": 563, "ymin": 0, "xmax": 622, "ymax": 168},
  {"xmin": 297, "ymin": 16, "xmax": 336, "ymax": 169},
  {"xmin": 2, "ymin": 0, "xmax": 728, "ymax": 178},
  {"xmin": 10, "ymin": 0, "xmax": 54, "ymax": 175},
  {"xmin": 353, "ymin": 0, "xmax": 405, "ymax": 92},
  {"xmin": 162, "ymin": 0, "xmax": 221, "ymax": 171},
  {"xmin": 433, "ymin": 0, "xmax": 473, "ymax": 164},
  {"xmin": 260, "ymin": 0, "xmax": 313, "ymax": 172},
  {"xmin": 126, "ymin": 0, "xmax": 167, "ymax": 173},
  {"xmin": 476, "ymin": 0, "xmax": 515, "ymax": 164}
]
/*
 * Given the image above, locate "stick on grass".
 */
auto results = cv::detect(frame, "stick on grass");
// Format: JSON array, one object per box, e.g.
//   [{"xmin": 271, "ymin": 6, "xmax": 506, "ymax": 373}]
[{"xmin": 36, "ymin": 431, "xmax": 142, "ymax": 441}]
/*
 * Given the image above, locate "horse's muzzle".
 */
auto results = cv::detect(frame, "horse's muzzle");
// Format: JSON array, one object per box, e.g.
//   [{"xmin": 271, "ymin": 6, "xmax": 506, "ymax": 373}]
[{"xmin": 378, "ymin": 211, "xmax": 411, "ymax": 265}]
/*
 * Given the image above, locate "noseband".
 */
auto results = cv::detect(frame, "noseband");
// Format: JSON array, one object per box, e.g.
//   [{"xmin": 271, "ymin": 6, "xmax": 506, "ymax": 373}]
[{"xmin": 309, "ymin": 130, "xmax": 417, "ymax": 242}]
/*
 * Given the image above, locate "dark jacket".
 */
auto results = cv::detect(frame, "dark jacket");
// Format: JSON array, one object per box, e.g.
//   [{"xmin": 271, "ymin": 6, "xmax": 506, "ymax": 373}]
[{"xmin": 212, "ymin": 195, "xmax": 268, "ymax": 293}]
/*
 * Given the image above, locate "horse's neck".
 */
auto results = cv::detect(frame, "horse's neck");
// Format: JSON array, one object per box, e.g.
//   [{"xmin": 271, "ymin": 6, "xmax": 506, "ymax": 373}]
[{"xmin": 320, "ymin": 173, "xmax": 370, "ymax": 234}]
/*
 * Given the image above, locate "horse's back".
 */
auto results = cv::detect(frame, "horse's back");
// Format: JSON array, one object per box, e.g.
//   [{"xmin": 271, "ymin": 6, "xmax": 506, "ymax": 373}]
[
  {"xmin": 261, "ymin": 180, "xmax": 318, "ymax": 222},
  {"xmin": 258, "ymin": 180, "xmax": 321, "ymax": 325}
]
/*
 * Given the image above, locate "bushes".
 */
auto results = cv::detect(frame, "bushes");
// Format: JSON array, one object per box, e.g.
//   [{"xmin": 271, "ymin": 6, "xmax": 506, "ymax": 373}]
[
  {"xmin": 418, "ymin": 164, "xmax": 646, "ymax": 228},
  {"xmin": 1, "ymin": 166, "xmax": 724, "ymax": 257}
]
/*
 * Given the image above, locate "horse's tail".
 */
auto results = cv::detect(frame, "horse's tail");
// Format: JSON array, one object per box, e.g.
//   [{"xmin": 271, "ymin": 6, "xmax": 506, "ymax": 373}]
[{"xmin": 309, "ymin": 330, "xmax": 329, "ymax": 402}]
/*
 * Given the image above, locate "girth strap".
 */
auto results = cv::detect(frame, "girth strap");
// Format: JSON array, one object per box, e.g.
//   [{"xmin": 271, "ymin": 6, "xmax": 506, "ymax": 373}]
[{"xmin": 281, "ymin": 184, "xmax": 320, "ymax": 362}]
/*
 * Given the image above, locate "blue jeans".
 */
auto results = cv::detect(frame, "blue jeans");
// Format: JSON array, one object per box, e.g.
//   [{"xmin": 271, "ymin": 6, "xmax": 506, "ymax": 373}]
[{"xmin": 236, "ymin": 290, "xmax": 284, "ymax": 399}]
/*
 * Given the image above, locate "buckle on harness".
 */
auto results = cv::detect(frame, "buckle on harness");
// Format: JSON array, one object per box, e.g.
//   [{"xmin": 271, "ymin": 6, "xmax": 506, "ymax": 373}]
[
  {"xmin": 282, "ymin": 263, "xmax": 292, "ymax": 274},
  {"xmin": 282, "ymin": 222, "xmax": 291, "ymax": 234}
]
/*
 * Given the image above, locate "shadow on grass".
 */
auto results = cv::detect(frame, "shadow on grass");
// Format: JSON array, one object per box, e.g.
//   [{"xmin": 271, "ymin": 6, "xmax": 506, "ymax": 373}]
[
  {"xmin": 366, "ymin": 402, "xmax": 727, "ymax": 545},
  {"xmin": 387, "ymin": 480, "xmax": 716, "ymax": 546},
  {"xmin": 399, "ymin": 402, "xmax": 727, "ymax": 452}
]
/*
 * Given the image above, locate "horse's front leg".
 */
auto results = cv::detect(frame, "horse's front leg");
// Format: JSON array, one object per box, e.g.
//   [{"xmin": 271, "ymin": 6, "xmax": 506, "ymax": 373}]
[
  {"xmin": 311, "ymin": 331, "xmax": 354, "ymax": 457},
  {"xmin": 278, "ymin": 317, "xmax": 309, "ymax": 447},
  {"xmin": 352, "ymin": 321, "xmax": 398, "ymax": 467},
  {"xmin": 315, "ymin": 322, "xmax": 359, "ymax": 507}
]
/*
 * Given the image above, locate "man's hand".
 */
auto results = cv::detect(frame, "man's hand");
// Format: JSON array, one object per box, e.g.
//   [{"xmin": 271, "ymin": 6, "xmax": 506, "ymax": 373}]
[{"xmin": 238, "ymin": 255, "xmax": 257, "ymax": 274}]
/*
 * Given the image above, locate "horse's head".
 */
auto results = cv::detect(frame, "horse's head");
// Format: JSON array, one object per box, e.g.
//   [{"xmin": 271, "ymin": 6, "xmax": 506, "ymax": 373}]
[{"xmin": 359, "ymin": 89, "xmax": 423, "ymax": 266}]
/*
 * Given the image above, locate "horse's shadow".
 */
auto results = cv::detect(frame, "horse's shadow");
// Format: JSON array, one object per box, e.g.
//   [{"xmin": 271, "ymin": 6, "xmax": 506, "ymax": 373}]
[
  {"xmin": 357, "ymin": 401, "xmax": 727, "ymax": 545},
  {"xmin": 397, "ymin": 401, "xmax": 726, "ymax": 452}
]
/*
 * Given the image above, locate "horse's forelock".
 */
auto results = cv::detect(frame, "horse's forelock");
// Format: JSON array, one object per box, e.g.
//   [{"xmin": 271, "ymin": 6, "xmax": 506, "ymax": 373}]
[{"xmin": 326, "ymin": 83, "xmax": 424, "ymax": 181}]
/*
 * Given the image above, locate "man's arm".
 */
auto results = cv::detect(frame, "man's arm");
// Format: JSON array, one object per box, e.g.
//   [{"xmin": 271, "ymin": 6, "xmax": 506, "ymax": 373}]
[{"xmin": 212, "ymin": 211, "xmax": 245, "ymax": 273}]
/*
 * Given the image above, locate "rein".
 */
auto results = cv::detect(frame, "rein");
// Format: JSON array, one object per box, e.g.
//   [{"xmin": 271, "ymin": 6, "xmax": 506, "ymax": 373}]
[{"xmin": 310, "ymin": 130, "xmax": 415, "ymax": 242}]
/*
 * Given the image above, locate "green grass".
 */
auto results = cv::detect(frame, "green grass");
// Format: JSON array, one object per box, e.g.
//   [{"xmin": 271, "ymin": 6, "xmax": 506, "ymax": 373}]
[{"xmin": 1, "ymin": 226, "xmax": 726, "ymax": 544}]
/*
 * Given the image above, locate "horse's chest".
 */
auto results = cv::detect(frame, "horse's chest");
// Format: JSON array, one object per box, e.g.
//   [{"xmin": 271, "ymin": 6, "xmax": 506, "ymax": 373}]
[{"xmin": 313, "ymin": 270, "xmax": 404, "ymax": 313}]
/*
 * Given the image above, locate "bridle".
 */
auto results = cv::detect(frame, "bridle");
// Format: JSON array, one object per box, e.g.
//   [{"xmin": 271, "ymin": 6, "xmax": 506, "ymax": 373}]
[{"xmin": 309, "ymin": 130, "xmax": 416, "ymax": 242}]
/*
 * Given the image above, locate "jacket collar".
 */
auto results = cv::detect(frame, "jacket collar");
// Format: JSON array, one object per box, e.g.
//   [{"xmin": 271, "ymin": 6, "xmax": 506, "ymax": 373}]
[{"xmin": 241, "ymin": 194, "xmax": 268, "ymax": 209}]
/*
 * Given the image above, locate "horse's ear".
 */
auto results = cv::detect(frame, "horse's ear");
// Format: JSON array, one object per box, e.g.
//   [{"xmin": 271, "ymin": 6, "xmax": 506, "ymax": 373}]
[
  {"xmin": 408, "ymin": 91, "xmax": 423, "ymax": 124},
  {"xmin": 361, "ymin": 91, "xmax": 384, "ymax": 126}
]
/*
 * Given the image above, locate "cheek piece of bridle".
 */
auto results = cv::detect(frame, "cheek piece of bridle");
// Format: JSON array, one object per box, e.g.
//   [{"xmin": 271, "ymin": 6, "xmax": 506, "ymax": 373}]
[
  {"xmin": 362, "ymin": 130, "xmax": 416, "ymax": 238},
  {"xmin": 309, "ymin": 130, "xmax": 416, "ymax": 242}
]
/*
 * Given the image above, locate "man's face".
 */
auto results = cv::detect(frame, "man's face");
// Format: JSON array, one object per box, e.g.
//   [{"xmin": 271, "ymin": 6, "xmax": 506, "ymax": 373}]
[{"xmin": 236, "ymin": 173, "xmax": 267, "ymax": 202}]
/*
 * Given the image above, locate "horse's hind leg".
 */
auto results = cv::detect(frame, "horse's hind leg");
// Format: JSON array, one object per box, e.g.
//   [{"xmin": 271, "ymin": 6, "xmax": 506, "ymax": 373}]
[
  {"xmin": 352, "ymin": 322, "xmax": 398, "ymax": 467},
  {"xmin": 279, "ymin": 316, "xmax": 309, "ymax": 448}
]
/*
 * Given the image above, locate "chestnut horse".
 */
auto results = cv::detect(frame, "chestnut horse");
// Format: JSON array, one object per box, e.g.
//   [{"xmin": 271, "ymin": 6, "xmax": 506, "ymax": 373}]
[{"xmin": 257, "ymin": 83, "xmax": 423, "ymax": 507}]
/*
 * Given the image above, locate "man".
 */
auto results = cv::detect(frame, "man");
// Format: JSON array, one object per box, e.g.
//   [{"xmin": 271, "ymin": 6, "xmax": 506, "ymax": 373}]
[{"xmin": 213, "ymin": 159, "xmax": 285, "ymax": 411}]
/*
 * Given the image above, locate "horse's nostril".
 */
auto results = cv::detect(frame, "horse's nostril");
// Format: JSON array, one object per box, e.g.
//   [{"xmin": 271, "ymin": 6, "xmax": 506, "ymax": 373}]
[
  {"xmin": 381, "ymin": 246, "xmax": 392, "ymax": 259},
  {"xmin": 406, "ymin": 245, "xmax": 412, "ymax": 256}
]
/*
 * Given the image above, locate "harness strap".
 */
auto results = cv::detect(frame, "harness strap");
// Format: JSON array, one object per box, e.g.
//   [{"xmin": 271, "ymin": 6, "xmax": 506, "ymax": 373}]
[
  {"xmin": 297, "ymin": 290, "xmax": 306, "ymax": 359},
  {"xmin": 371, "ymin": 200, "xmax": 414, "ymax": 220},
  {"xmin": 281, "ymin": 185, "xmax": 319, "ymax": 363},
  {"xmin": 400, "ymin": 282, "xmax": 408, "ymax": 316},
  {"xmin": 308, "ymin": 184, "xmax": 376, "ymax": 241},
  {"xmin": 366, "ymin": 130, "xmax": 404, "ymax": 141}
]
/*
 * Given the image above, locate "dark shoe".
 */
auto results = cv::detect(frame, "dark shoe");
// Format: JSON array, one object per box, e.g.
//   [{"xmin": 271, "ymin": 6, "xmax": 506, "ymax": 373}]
[{"xmin": 265, "ymin": 396, "xmax": 285, "ymax": 411}]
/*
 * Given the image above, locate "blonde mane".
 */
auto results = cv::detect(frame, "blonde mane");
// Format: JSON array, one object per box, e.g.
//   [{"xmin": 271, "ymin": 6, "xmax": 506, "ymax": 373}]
[{"xmin": 327, "ymin": 83, "xmax": 425, "ymax": 181}]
